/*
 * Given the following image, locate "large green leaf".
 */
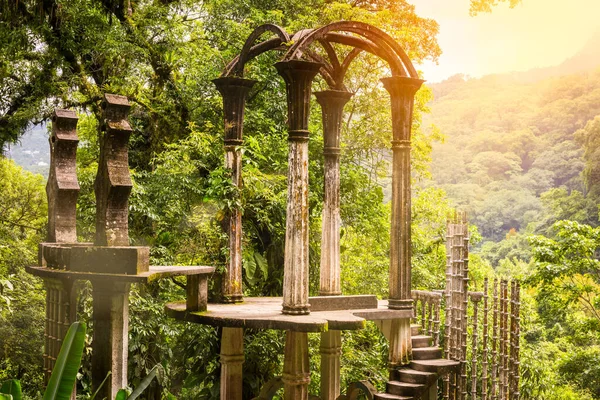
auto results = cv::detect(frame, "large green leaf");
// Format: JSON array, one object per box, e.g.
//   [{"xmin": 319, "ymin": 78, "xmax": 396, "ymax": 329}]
[
  {"xmin": 0, "ymin": 380, "xmax": 21, "ymax": 400},
  {"xmin": 114, "ymin": 389, "xmax": 128, "ymax": 400},
  {"xmin": 0, "ymin": 394, "xmax": 13, "ymax": 400},
  {"xmin": 126, "ymin": 365, "xmax": 160, "ymax": 400},
  {"xmin": 43, "ymin": 322, "xmax": 86, "ymax": 400}
]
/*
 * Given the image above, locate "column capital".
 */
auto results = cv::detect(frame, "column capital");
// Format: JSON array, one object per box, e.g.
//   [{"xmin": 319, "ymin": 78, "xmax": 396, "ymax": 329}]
[
  {"xmin": 314, "ymin": 90, "xmax": 352, "ymax": 153},
  {"xmin": 275, "ymin": 60, "xmax": 322, "ymax": 136},
  {"xmin": 380, "ymin": 76, "xmax": 425, "ymax": 98},
  {"xmin": 213, "ymin": 77, "xmax": 256, "ymax": 145},
  {"xmin": 314, "ymin": 89, "xmax": 353, "ymax": 107}
]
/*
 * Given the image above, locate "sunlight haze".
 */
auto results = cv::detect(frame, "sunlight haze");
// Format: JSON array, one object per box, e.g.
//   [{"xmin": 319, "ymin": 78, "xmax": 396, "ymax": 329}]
[{"xmin": 411, "ymin": 0, "xmax": 600, "ymax": 82}]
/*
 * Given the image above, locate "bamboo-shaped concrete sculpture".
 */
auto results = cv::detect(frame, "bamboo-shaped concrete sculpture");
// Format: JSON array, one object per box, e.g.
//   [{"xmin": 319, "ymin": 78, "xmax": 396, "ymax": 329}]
[
  {"xmin": 482, "ymin": 278, "xmax": 490, "ymax": 400},
  {"xmin": 470, "ymin": 292, "xmax": 483, "ymax": 400}
]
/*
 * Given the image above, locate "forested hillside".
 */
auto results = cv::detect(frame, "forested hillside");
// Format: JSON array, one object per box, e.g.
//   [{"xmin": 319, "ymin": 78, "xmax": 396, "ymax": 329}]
[
  {"xmin": 426, "ymin": 57, "xmax": 600, "ymax": 240},
  {"xmin": 422, "ymin": 40, "xmax": 600, "ymax": 400}
]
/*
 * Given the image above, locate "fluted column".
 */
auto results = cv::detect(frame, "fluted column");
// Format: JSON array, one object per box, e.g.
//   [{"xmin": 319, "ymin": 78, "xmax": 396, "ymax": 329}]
[
  {"xmin": 213, "ymin": 77, "xmax": 256, "ymax": 303},
  {"xmin": 314, "ymin": 90, "xmax": 351, "ymax": 400},
  {"xmin": 319, "ymin": 329, "xmax": 342, "ymax": 400},
  {"xmin": 380, "ymin": 76, "xmax": 424, "ymax": 310},
  {"xmin": 275, "ymin": 60, "xmax": 322, "ymax": 315},
  {"xmin": 283, "ymin": 330, "xmax": 310, "ymax": 400},
  {"xmin": 381, "ymin": 76, "xmax": 424, "ymax": 367},
  {"xmin": 220, "ymin": 327, "xmax": 245, "ymax": 400},
  {"xmin": 314, "ymin": 90, "xmax": 352, "ymax": 297}
]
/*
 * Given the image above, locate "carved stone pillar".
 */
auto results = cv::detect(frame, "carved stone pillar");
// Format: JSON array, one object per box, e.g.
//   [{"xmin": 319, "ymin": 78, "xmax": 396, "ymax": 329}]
[
  {"xmin": 95, "ymin": 94, "xmax": 133, "ymax": 247},
  {"xmin": 314, "ymin": 90, "xmax": 352, "ymax": 297},
  {"xmin": 275, "ymin": 60, "xmax": 322, "ymax": 315},
  {"xmin": 381, "ymin": 76, "xmax": 423, "ymax": 368},
  {"xmin": 91, "ymin": 281, "xmax": 130, "ymax": 398},
  {"xmin": 220, "ymin": 327, "xmax": 245, "ymax": 400},
  {"xmin": 44, "ymin": 110, "xmax": 79, "ymax": 398},
  {"xmin": 283, "ymin": 330, "xmax": 310, "ymax": 400},
  {"xmin": 319, "ymin": 330, "xmax": 342, "ymax": 400},
  {"xmin": 47, "ymin": 109, "xmax": 79, "ymax": 243},
  {"xmin": 213, "ymin": 77, "xmax": 256, "ymax": 303},
  {"xmin": 91, "ymin": 94, "xmax": 134, "ymax": 399},
  {"xmin": 380, "ymin": 76, "xmax": 423, "ymax": 310}
]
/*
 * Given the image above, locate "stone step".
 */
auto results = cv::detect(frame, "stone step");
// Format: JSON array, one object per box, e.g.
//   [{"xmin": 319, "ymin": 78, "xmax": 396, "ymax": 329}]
[
  {"xmin": 411, "ymin": 324, "xmax": 420, "ymax": 336},
  {"xmin": 410, "ymin": 359, "xmax": 461, "ymax": 375},
  {"xmin": 411, "ymin": 335, "xmax": 432, "ymax": 348},
  {"xmin": 374, "ymin": 393, "xmax": 412, "ymax": 400},
  {"xmin": 397, "ymin": 368, "xmax": 436, "ymax": 385},
  {"xmin": 412, "ymin": 346, "xmax": 443, "ymax": 360},
  {"xmin": 386, "ymin": 381, "xmax": 425, "ymax": 397}
]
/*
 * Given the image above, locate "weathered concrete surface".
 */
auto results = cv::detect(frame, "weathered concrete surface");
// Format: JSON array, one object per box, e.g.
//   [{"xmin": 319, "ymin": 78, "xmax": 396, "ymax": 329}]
[
  {"xmin": 213, "ymin": 77, "xmax": 256, "ymax": 304},
  {"xmin": 47, "ymin": 109, "xmax": 79, "ymax": 243},
  {"xmin": 27, "ymin": 264, "xmax": 215, "ymax": 284},
  {"xmin": 39, "ymin": 244, "xmax": 149, "ymax": 274},
  {"xmin": 91, "ymin": 281, "xmax": 130, "ymax": 399},
  {"xmin": 186, "ymin": 274, "xmax": 209, "ymax": 312},
  {"xmin": 320, "ymin": 330, "xmax": 342, "ymax": 400},
  {"xmin": 95, "ymin": 93, "xmax": 133, "ymax": 247},
  {"xmin": 275, "ymin": 60, "xmax": 322, "ymax": 315},
  {"xmin": 309, "ymin": 295, "xmax": 377, "ymax": 312},
  {"xmin": 380, "ymin": 76, "xmax": 423, "ymax": 311},
  {"xmin": 314, "ymin": 90, "xmax": 352, "ymax": 297},
  {"xmin": 283, "ymin": 331, "xmax": 310, "ymax": 400},
  {"xmin": 220, "ymin": 327, "xmax": 245, "ymax": 400},
  {"xmin": 165, "ymin": 297, "xmax": 411, "ymax": 331}
]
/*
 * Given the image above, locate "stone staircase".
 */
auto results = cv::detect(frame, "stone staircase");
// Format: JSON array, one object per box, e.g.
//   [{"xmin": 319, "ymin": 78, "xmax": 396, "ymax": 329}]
[{"xmin": 374, "ymin": 324, "xmax": 460, "ymax": 400}]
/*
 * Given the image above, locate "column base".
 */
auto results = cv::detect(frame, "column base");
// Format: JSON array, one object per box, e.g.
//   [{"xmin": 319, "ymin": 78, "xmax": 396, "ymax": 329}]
[
  {"xmin": 282, "ymin": 304, "xmax": 311, "ymax": 315},
  {"xmin": 388, "ymin": 298, "xmax": 413, "ymax": 310}
]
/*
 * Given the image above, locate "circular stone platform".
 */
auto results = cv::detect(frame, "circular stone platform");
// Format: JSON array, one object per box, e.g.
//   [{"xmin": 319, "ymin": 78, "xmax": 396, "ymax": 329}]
[{"xmin": 165, "ymin": 296, "xmax": 412, "ymax": 332}]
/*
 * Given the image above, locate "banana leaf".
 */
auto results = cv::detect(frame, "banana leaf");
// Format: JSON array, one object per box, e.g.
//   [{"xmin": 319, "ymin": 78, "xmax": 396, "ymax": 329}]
[
  {"xmin": 43, "ymin": 322, "xmax": 86, "ymax": 400},
  {"xmin": 0, "ymin": 380, "xmax": 21, "ymax": 400},
  {"xmin": 126, "ymin": 365, "xmax": 160, "ymax": 400}
]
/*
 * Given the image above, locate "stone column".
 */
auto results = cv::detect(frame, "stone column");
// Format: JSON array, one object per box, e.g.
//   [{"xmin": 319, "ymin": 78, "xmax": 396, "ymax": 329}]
[
  {"xmin": 275, "ymin": 60, "xmax": 322, "ymax": 315},
  {"xmin": 91, "ymin": 94, "xmax": 134, "ymax": 399},
  {"xmin": 283, "ymin": 330, "xmax": 310, "ymax": 400},
  {"xmin": 314, "ymin": 90, "xmax": 351, "ymax": 400},
  {"xmin": 314, "ymin": 90, "xmax": 352, "ymax": 297},
  {"xmin": 319, "ymin": 329, "xmax": 342, "ymax": 400},
  {"xmin": 380, "ymin": 76, "xmax": 423, "ymax": 309},
  {"xmin": 220, "ymin": 327, "xmax": 245, "ymax": 400},
  {"xmin": 387, "ymin": 318, "xmax": 412, "ymax": 371},
  {"xmin": 213, "ymin": 77, "xmax": 256, "ymax": 303},
  {"xmin": 91, "ymin": 281, "xmax": 130, "ymax": 398},
  {"xmin": 381, "ymin": 76, "xmax": 424, "ymax": 366}
]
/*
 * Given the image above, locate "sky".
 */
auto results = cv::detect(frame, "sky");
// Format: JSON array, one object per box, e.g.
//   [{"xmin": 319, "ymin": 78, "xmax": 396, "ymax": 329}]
[{"xmin": 410, "ymin": 0, "xmax": 600, "ymax": 82}]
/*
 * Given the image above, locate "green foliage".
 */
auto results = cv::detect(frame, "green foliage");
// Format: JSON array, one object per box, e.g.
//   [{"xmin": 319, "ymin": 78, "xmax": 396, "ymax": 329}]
[
  {"xmin": 44, "ymin": 322, "xmax": 87, "ymax": 400},
  {"xmin": 428, "ymin": 69, "xmax": 600, "ymax": 241},
  {"xmin": 0, "ymin": 158, "xmax": 46, "ymax": 395},
  {"xmin": 576, "ymin": 115, "xmax": 600, "ymax": 204},
  {"xmin": 469, "ymin": 0, "xmax": 522, "ymax": 15},
  {"xmin": 0, "ymin": 380, "xmax": 22, "ymax": 400}
]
